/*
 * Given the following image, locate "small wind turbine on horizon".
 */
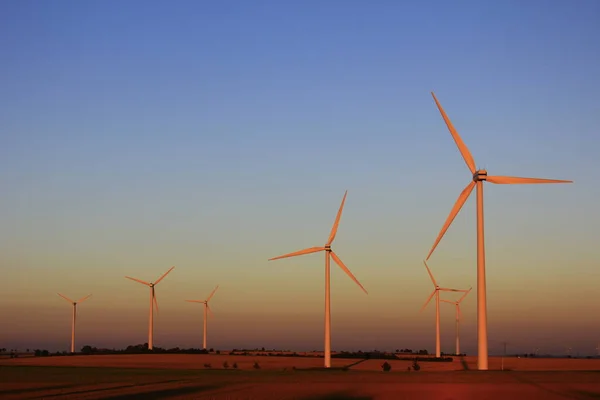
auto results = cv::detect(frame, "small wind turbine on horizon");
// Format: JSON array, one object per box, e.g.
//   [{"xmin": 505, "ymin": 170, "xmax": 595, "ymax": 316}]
[
  {"xmin": 420, "ymin": 260, "xmax": 469, "ymax": 358},
  {"xmin": 57, "ymin": 293, "xmax": 92, "ymax": 353},
  {"xmin": 425, "ymin": 92, "xmax": 573, "ymax": 370},
  {"xmin": 185, "ymin": 285, "xmax": 219, "ymax": 350},
  {"xmin": 441, "ymin": 287, "xmax": 472, "ymax": 356},
  {"xmin": 125, "ymin": 266, "xmax": 175, "ymax": 350},
  {"xmin": 268, "ymin": 190, "xmax": 368, "ymax": 368}
]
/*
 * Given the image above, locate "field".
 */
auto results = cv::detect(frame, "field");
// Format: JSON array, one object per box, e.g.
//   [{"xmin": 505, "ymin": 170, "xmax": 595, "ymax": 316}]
[{"xmin": 1, "ymin": 354, "xmax": 600, "ymax": 399}]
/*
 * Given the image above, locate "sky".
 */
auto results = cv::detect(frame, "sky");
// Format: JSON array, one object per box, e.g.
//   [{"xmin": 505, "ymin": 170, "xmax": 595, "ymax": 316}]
[{"xmin": 1, "ymin": 0, "xmax": 599, "ymax": 356}]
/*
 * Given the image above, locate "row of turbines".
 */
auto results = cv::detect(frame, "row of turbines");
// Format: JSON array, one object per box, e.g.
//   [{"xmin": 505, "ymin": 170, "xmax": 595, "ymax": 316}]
[
  {"xmin": 58, "ymin": 273, "xmax": 219, "ymax": 353},
  {"xmin": 55, "ymin": 92, "xmax": 572, "ymax": 370}
]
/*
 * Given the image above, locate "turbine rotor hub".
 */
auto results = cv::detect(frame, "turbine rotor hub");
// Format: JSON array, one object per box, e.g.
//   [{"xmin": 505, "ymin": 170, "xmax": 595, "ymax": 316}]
[
  {"xmin": 473, "ymin": 169, "xmax": 488, "ymax": 182},
  {"xmin": 324, "ymin": 245, "xmax": 331, "ymax": 251}
]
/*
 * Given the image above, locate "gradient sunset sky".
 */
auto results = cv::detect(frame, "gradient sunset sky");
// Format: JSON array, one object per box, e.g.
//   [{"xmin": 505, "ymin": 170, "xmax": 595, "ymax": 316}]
[{"xmin": 1, "ymin": 0, "xmax": 598, "ymax": 356}]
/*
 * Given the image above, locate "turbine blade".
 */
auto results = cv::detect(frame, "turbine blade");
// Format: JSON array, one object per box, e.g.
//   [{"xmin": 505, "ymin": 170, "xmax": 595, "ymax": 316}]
[
  {"xmin": 125, "ymin": 276, "xmax": 150, "ymax": 286},
  {"xmin": 152, "ymin": 288, "xmax": 159, "ymax": 315},
  {"xmin": 268, "ymin": 246, "xmax": 325, "ymax": 261},
  {"xmin": 207, "ymin": 303, "xmax": 214, "ymax": 317},
  {"xmin": 206, "ymin": 285, "xmax": 219, "ymax": 302},
  {"xmin": 440, "ymin": 299, "xmax": 454, "ymax": 304},
  {"xmin": 422, "ymin": 260, "xmax": 437, "ymax": 287},
  {"xmin": 426, "ymin": 180, "xmax": 476, "ymax": 261},
  {"xmin": 439, "ymin": 287, "xmax": 466, "ymax": 292},
  {"xmin": 57, "ymin": 293, "xmax": 74, "ymax": 304},
  {"xmin": 76, "ymin": 294, "xmax": 92, "ymax": 304},
  {"xmin": 185, "ymin": 300, "xmax": 204, "ymax": 303},
  {"xmin": 330, "ymin": 251, "xmax": 368, "ymax": 295},
  {"xmin": 457, "ymin": 287, "xmax": 472, "ymax": 303},
  {"xmin": 154, "ymin": 266, "xmax": 175, "ymax": 285},
  {"xmin": 486, "ymin": 176, "xmax": 573, "ymax": 185},
  {"xmin": 431, "ymin": 92, "xmax": 476, "ymax": 174},
  {"xmin": 327, "ymin": 191, "xmax": 348, "ymax": 245},
  {"xmin": 420, "ymin": 289, "xmax": 437, "ymax": 312}
]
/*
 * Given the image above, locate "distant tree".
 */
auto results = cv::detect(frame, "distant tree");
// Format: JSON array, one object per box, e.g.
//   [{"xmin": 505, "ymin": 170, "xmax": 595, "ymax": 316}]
[
  {"xmin": 261, "ymin": 347, "xmax": 265, "ymax": 352},
  {"xmin": 381, "ymin": 362, "xmax": 392, "ymax": 372},
  {"xmin": 209, "ymin": 348, "xmax": 214, "ymax": 352},
  {"xmin": 223, "ymin": 361, "xmax": 229, "ymax": 369},
  {"xmin": 216, "ymin": 350, "xmax": 220, "ymax": 355},
  {"xmin": 81, "ymin": 345, "xmax": 93, "ymax": 355},
  {"xmin": 232, "ymin": 362, "xmax": 238, "ymax": 369},
  {"xmin": 41, "ymin": 350, "xmax": 49, "ymax": 357},
  {"xmin": 253, "ymin": 361, "xmax": 261, "ymax": 369}
]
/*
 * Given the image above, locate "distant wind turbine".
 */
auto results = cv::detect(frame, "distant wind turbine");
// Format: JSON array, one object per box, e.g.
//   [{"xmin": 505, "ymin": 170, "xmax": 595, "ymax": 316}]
[
  {"xmin": 420, "ymin": 260, "xmax": 469, "ymax": 358},
  {"xmin": 268, "ymin": 191, "xmax": 367, "ymax": 368},
  {"xmin": 125, "ymin": 266, "xmax": 175, "ymax": 350},
  {"xmin": 57, "ymin": 293, "xmax": 92, "ymax": 353},
  {"xmin": 425, "ymin": 92, "xmax": 573, "ymax": 370},
  {"xmin": 185, "ymin": 285, "xmax": 219, "ymax": 350},
  {"xmin": 441, "ymin": 287, "xmax": 472, "ymax": 356}
]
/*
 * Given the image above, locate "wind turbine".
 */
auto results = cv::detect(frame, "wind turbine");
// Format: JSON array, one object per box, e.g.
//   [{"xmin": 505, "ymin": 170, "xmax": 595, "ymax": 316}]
[
  {"xmin": 268, "ymin": 190, "xmax": 367, "ymax": 368},
  {"xmin": 57, "ymin": 293, "xmax": 92, "ymax": 353},
  {"xmin": 425, "ymin": 92, "xmax": 573, "ymax": 370},
  {"xmin": 441, "ymin": 287, "xmax": 472, "ymax": 355},
  {"xmin": 185, "ymin": 285, "xmax": 219, "ymax": 350},
  {"xmin": 420, "ymin": 260, "xmax": 469, "ymax": 358},
  {"xmin": 125, "ymin": 266, "xmax": 175, "ymax": 350}
]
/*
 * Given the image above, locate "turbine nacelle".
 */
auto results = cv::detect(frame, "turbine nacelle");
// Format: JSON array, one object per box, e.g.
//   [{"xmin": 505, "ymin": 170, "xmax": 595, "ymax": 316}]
[{"xmin": 473, "ymin": 169, "xmax": 488, "ymax": 182}]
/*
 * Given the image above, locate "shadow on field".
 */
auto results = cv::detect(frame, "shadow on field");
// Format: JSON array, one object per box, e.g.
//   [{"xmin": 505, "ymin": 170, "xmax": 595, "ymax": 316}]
[
  {"xmin": 569, "ymin": 390, "xmax": 600, "ymax": 399},
  {"xmin": 101, "ymin": 384, "xmax": 223, "ymax": 399},
  {"xmin": 301, "ymin": 392, "xmax": 372, "ymax": 400},
  {"xmin": 0, "ymin": 384, "xmax": 76, "ymax": 396},
  {"xmin": 342, "ymin": 359, "xmax": 368, "ymax": 369},
  {"xmin": 459, "ymin": 356, "xmax": 470, "ymax": 371}
]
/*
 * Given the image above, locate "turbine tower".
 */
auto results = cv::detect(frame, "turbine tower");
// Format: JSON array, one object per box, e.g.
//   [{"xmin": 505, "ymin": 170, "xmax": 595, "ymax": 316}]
[
  {"xmin": 441, "ymin": 287, "xmax": 472, "ymax": 355},
  {"xmin": 425, "ymin": 92, "xmax": 572, "ymax": 370},
  {"xmin": 420, "ymin": 260, "xmax": 469, "ymax": 357},
  {"xmin": 268, "ymin": 190, "xmax": 367, "ymax": 368},
  {"xmin": 125, "ymin": 266, "xmax": 175, "ymax": 350},
  {"xmin": 57, "ymin": 293, "xmax": 92, "ymax": 353},
  {"xmin": 185, "ymin": 285, "xmax": 219, "ymax": 350}
]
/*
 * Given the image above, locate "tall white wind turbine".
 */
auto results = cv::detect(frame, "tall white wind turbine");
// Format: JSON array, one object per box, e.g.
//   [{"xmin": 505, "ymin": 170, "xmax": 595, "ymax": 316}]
[
  {"xmin": 441, "ymin": 287, "xmax": 472, "ymax": 355},
  {"xmin": 268, "ymin": 191, "xmax": 367, "ymax": 368},
  {"xmin": 125, "ymin": 266, "xmax": 175, "ymax": 350},
  {"xmin": 420, "ymin": 260, "xmax": 469, "ymax": 358},
  {"xmin": 426, "ymin": 92, "xmax": 573, "ymax": 370},
  {"xmin": 57, "ymin": 293, "xmax": 92, "ymax": 353},
  {"xmin": 185, "ymin": 285, "xmax": 219, "ymax": 350}
]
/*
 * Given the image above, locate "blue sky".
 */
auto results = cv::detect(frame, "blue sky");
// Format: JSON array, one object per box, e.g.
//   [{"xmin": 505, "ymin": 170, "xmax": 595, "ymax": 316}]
[{"xmin": 0, "ymin": 0, "xmax": 599, "ymax": 355}]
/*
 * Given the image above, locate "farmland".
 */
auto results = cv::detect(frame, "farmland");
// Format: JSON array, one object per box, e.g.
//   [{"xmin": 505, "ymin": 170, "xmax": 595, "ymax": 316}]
[{"xmin": 1, "ymin": 354, "xmax": 600, "ymax": 399}]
